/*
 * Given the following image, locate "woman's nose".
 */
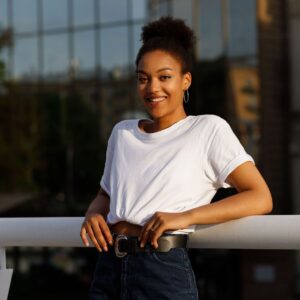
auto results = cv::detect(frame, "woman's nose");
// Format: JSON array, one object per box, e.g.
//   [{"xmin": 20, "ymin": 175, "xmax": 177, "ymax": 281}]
[{"xmin": 147, "ymin": 79, "xmax": 160, "ymax": 93}]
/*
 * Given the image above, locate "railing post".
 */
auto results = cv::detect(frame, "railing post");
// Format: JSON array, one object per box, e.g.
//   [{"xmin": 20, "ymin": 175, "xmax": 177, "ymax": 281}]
[{"xmin": 0, "ymin": 247, "xmax": 13, "ymax": 300}]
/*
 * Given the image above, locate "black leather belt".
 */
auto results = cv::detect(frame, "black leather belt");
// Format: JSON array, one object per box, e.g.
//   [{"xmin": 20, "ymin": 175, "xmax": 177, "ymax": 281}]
[{"xmin": 112, "ymin": 232, "xmax": 188, "ymax": 258}]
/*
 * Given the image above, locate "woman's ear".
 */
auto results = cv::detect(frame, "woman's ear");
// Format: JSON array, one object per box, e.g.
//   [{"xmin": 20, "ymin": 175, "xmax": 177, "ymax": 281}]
[{"xmin": 183, "ymin": 72, "xmax": 192, "ymax": 90}]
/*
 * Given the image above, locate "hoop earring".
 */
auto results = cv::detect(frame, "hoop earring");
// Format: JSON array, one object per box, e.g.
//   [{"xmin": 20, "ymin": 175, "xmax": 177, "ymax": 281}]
[{"xmin": 183, "ymin": 89, "xmax": 189, "ymax": 103}]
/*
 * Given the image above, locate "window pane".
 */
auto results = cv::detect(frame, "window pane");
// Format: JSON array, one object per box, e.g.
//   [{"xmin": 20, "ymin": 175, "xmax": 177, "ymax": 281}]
[
  {"xmin": 132, "ymin": 23, "xmax": 143, "ymax": 65},
  {"xmin": 132, "ymin": 0, "xmax": 146, "ymax": 20},
  {"xmin": 157, "ymin": 0, "xmax": 171, "ymax": 16},
  {"xmin": 14, "ymin": 37, "xmax": 38, "ymax": 80},
  {"xmin": 100, "ymin": 26, "xmax": 129, "ymax": 78},
  {"xmin": 100, "ymin": 0, "xmax": 128, "ymax": 24},
  {"xmin": 0, "ymin": 47, "xmax": 8, "ymax": 79},
  {"xmin": 43, "ymin": 0, "xmax": 68, "ymax": 30},
  {"xmin": 228, "ymin": 0, "xmax": 256, "ymax": 58},
  {"xmin": 43, "ymin": 34, "xmax": 68, "ymax": 81},
  {"xmin": 0, "ymin": 0, "xmax": 8, "ymax": 29},
  {"xmin": 13, "ymin": 0, "xmax": 37, "ymax": 33},
  {"xmin": 74, "ymin": 30, "xmax": 95, "ymax": 78},
  {"xmin": 0, "ymin": 47, "xmax": 8, "ymax": 64},
  {"xmin": 74, "ymin": 0, "xmax": 94, "ymax": 26},
  {"xmin": 199, "ymin": 0, "xmax": 223, "ymax": 60},
  {"xmin": 173, "ymin": 0, "xmax": 192, "ymax": 25}
]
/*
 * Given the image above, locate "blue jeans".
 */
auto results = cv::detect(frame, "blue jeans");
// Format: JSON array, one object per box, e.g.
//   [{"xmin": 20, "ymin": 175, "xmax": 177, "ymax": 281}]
[{"xmin": 89, "ymin": 243, "xmax": 199, "ymax": 299}]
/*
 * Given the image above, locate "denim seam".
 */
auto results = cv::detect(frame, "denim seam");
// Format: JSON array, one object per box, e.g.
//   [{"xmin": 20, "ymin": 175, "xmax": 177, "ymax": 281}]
[
  {"xmin": 120, "ymin": 256, "xmax": 128, "ymax": 300},
  {"xmin": 182, "ymin": 250, "xmax": 199, "ymax": 299}
]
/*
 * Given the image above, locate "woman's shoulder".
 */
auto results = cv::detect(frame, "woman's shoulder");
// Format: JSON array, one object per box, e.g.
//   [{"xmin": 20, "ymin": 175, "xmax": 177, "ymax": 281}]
[
  {"xmin": 112, "ymin": 119, "xmax": 138, "ymax": 131},
  {"xmin": 191, "ymin": 114, "xmax": 228, "ymax": 128},
  {"xmin": 106, "ymin": 119, "xmax": 137, "ymax": 142}
]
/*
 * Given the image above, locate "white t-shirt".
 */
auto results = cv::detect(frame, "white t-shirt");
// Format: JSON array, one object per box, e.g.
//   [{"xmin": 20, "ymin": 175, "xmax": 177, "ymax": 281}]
[{"xmin": 100, "ymin": 114, "xmax": 254, "ymax": 234}]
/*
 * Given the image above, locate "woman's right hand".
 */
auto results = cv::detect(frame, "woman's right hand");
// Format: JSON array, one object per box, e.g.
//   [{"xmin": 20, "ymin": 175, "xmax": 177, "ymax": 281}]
[{"xmin": 80, "ymin": 213, "xmax": 114, "ymax": 252}]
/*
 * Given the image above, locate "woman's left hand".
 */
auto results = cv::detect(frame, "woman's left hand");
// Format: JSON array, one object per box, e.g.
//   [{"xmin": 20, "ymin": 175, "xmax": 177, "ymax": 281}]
[{"xmin": 138, "ymin": 211, "xmax": 191, "ymax": 249}]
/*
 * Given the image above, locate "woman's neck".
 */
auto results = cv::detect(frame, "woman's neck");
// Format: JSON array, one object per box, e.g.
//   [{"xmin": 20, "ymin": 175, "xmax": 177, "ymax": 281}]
[{"xmin": 145, "ymin": 112, "xmax": 187, "ymax": 133}]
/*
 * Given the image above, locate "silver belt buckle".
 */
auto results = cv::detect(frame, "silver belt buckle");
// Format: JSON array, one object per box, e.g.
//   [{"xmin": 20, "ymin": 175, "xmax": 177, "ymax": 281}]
[{"xmin": 114, "ymin": 234, "xmax": 128, "ymax": 258}]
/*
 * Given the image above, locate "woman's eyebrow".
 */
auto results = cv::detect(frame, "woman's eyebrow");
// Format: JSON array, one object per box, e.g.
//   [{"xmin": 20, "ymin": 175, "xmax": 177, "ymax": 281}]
[
  {"xmin": 157, "ymin": 67, "xmax": 173, "ymax": 72},
  {"xmin": 136, "ymin": 70, "xmax": 147, "ymax": 75},
  {"xmin": 136, "ymin": 68, "xmax": 173, "ymax": 74}
]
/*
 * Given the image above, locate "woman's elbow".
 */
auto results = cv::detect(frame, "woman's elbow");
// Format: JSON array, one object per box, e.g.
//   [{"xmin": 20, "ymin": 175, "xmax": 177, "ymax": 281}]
[
  {"xmin": 263, "ymin": 197, "xmax": 273, "ymax": 214},
  {"xmin": 257, "ymin": 192, "xmax": 273, "ymax": 215}
]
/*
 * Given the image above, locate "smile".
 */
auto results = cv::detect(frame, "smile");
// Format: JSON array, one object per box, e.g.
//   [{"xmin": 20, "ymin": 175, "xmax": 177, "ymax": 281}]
[{"xmin": 145, "ymin": 96, "xmax": 166, "ymax": 103}]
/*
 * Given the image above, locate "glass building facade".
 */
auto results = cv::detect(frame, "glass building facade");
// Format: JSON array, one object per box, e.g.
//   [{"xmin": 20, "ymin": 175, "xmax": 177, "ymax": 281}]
[
  {"xmin": 0, "ymin": 0, "xmax": 147, "ymax": 80},
  {"xmin": 1, "ymin": 0, "xmax": 300, "ymax": 299},
  {"xmin": 0, "ymin": 0, "xmax": 149, "ymax": 201}
]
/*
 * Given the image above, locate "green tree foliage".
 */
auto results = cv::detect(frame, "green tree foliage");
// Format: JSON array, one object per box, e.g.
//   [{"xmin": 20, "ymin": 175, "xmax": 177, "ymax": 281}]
[
  {"xmin": 0, "ymin": 28, "xmax": 13, "ymax": 83},
  {"xmin": 36, "ymin": 90, "xmax": 105, "ymax": 205},
  {"xmin": 65, "ymin": 92, "xmax": 106, "ymax": 201},
  {"xmin": 0, "ymin": 85, "xmax": 39, "ymax": 191},
  {"xmin": 0, "ymin": 60, "xmax": 4, "ymax": 83},
  {"xmin": 0, "ymin": 85, "xmax": 105, "ymax": 208}
]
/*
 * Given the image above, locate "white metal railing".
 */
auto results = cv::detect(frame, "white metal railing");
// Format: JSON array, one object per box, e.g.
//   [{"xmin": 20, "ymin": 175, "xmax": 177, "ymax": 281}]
[{"xmin": 1, "ymin": 216, "xmax": 300, "ymax": 299}]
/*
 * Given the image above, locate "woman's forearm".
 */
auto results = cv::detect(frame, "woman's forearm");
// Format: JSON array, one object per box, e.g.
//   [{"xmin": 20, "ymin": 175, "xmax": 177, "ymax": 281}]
[
  {"xmin": 85, "ymin": 188, "xmax": 110, "ymax": 220},
  {"xmin": 185, "ymin": 189, "xmax": 273, "ymax": 226}
]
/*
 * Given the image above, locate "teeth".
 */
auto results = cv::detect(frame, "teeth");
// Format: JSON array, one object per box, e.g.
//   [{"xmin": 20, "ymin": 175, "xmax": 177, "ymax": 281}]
[{"xmin": 147, "ymin": 97, "xmax": 165, "ymax": 102}]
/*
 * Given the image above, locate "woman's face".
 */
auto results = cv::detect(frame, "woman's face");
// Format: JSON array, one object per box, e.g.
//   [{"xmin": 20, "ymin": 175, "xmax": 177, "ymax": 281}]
[{"xmin": 136, "ymin": 50, "xmax": 191, "ymax": 121}]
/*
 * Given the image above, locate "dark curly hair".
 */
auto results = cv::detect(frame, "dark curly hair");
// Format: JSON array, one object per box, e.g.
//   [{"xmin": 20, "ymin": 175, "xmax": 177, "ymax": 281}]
[{"xmin": 135, "ymin": 16, "xmax": 196, "ymax": 74}]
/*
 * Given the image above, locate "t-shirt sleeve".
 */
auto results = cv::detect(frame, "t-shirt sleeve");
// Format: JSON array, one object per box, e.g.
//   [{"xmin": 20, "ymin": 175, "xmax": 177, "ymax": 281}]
[
  {"xmin": 205, "ymin": 118, "xmax": 255, "ymax": 188},
  {"xmin": 100, "ymin": 125, "xmax": 117, "ymax": 196}
]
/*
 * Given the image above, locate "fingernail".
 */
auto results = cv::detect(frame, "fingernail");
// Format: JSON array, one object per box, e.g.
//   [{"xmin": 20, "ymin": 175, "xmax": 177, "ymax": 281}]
[
  {"xmin": 109, "ymin": 240, "xmax": 113, "ymax": 246},
  {"xmin": 85, "ymin": 242, "xmax": 89, "ymax": 247},
  {"xmin": 104, "ymin": 246, "xmax": 108, "ymax": 252},
  {"xmin": 140, "ymin": 243, "xmax": 144, "ymax": 248}
]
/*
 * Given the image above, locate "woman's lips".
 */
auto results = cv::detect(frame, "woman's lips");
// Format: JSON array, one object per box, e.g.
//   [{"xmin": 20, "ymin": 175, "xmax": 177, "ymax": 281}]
[
  {"xmin": 145, "ymin": 96, "xmax": 166, "ymax": 103},
  {"xmin": 146, "ymin": 97, "xmax": 165, "ymax": 102}
]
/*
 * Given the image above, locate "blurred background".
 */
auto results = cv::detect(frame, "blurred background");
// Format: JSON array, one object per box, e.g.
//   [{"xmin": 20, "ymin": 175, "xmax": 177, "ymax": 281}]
[{"xmin": 0, "ymin": 0, "xmax": 299, "ymax": 299}]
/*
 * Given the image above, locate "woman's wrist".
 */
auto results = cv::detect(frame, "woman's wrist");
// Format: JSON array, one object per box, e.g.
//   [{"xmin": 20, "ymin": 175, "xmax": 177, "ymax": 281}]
[
  {"xmin": 182, "ymin": 209, "xmax": 195, "ymax": 227},
  {"xmin": 85, "ymin": 211, "xmax": 98, "ymax": 219}
]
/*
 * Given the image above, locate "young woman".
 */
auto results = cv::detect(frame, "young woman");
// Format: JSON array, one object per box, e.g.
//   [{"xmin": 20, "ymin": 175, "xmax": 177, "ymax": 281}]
[{"xmin": 80, "ymin": 17, "xmax": 272, "ymax": 299}]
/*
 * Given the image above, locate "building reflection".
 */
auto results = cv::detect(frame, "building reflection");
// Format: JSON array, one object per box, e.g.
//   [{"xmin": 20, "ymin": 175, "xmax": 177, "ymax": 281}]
[{"xmin": 227, "ymin": 62, "xmax": 260, "ymax": 161}]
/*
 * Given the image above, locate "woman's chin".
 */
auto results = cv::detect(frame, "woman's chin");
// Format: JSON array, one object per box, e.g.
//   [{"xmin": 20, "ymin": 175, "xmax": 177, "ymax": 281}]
[
  {"xmin": 145, "ymin": 110, "xmax": 165, "ymax": 120},
  {"xmin": 143, "ymin": 106, "xmax": 164, "ymax": 119}
]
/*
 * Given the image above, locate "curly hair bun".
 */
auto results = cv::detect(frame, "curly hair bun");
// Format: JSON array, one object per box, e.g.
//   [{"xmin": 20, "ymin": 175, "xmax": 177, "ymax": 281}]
[
  {"xmin": 141, "ymin": 16, "xmax": 195, "ymax": 51},
  {"xmin": 136, "ymin": 16, "xmax": 196, "ymax": 72}
]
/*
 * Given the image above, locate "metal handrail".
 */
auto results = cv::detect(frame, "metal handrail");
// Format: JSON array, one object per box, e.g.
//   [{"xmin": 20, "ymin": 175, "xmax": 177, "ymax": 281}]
[
  {"xmin": 0, "ymin": 215, "xmax": 300, "ymax": 249},
  {"xmin": 1, "ymin": 215, "xmax": 300, "ymax": 300}
]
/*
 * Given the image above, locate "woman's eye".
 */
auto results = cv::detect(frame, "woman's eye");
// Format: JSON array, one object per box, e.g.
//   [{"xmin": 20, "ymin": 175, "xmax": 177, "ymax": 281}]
[
  {"xmin": 160, "ymin": 75, "xmax": 171, "ymax": 81},
  {"xmin": 138, "ymin": 77, "xmax": 147, "ymax": 83}
]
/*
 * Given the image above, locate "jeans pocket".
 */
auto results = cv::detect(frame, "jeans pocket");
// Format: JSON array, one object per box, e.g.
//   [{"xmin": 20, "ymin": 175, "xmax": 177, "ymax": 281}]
[{"xmin": 151, "ymin": 248, "xmax": 189, "ymax": 271}]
